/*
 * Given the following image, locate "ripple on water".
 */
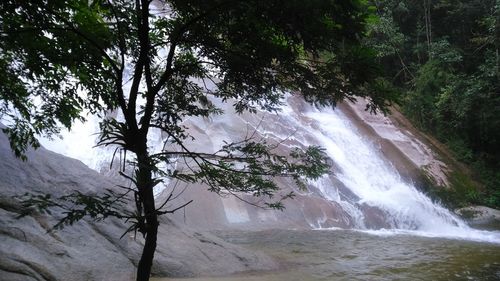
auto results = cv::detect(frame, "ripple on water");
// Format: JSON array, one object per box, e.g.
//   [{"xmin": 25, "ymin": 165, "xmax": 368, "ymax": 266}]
[{"xmin": 152, "ymin": 229, "xmax": 500, "ymax": 281}]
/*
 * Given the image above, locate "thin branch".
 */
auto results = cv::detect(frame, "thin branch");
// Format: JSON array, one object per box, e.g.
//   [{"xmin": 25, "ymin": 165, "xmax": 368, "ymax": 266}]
[
  {"xmin": 170, "ymin": 182, "xmax": 189, "ymax": 202},
  {"xmin": 157, "ymin": 200, "xmax": 193, "ymax": 215},
  {"xmin": 156, "ymin": 193, "xmax": 173, "ymax": 212},
  {"xmin": 116, "ymin": 184, "xmax": 137, "ymax": 192},
  {"xmin": 141, "ymin": 0, "xmax": 154, "ymax": 92},
  {"xmin": 226, "ymin": 190, "xmax": 266, "ymax": 210},
  {"xmin": 119, "ymin": 171, "xmax": 138, "ymax": 185},
  {"xmin": 150, "ymin": 150, "xmax": 256, "ymax": 162},
  {"xmin": 138, "ymin": 0, "xmax": 159, "ymax": 135}
]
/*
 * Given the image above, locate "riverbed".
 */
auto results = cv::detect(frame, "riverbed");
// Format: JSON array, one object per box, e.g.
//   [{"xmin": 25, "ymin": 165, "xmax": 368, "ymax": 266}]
[{"xmin": 154, "ymin": 228, "xmax": 500, "ymax": 281}]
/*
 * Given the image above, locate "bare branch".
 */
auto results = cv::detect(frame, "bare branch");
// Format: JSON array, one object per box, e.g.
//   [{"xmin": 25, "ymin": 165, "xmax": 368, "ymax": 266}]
[{"xmin": 157, "ymin": 200, "xmax": 193, "ymax": 215}]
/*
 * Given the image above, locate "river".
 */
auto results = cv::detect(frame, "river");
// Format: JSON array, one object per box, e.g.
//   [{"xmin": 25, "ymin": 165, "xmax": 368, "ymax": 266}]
[{"xmin": 154, "ymin": 228, "xmax": 500, "ymax": 281}]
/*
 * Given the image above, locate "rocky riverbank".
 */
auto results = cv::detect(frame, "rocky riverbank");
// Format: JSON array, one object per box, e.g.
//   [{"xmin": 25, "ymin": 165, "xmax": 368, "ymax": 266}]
[
  {"xmin": 0, "ymin": 130, "xmax": 277, "ymax": 281},
  {"xmin": 455, "ymin": 206, "xmax": 500, "ymax": 230}
]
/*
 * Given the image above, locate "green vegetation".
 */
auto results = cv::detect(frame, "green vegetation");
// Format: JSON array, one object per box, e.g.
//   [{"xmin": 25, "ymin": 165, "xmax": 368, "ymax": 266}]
[
  {"xmin": 1, "ymin": 1, "xmax": 497, "ymax": 278},
  {"xmin": 0, "ymin": 1, "xmax": 394, "ymax": 280},
  {"xmin": 423, "ymin": 170, "xmax": 482, "ymax": 209},
  {"xmin": 366, "ymin": 0, "xmax": 500, "ymax": 208}
]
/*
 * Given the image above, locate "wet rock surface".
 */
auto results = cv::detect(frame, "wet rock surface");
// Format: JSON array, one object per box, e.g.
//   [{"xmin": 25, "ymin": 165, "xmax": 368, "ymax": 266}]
[
  {"xmin": 341, "ymin": 99, "xmax": 451, "ymax": 188},
  {"xmin": 2, "ymin": 95, "xmax": 492, "ymax": 280},
  {"xmin": 455, "ymin": 206, "xmax": 500, "ymax": 229}
]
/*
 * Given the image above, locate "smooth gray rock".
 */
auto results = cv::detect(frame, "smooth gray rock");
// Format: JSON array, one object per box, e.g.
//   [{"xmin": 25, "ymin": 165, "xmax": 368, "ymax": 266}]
[
  {"xmin": 1, "ymin": 93, "xmax": 471, "ymax": 280},
  {"xmin": 455, "ymin": 206, "xmax": 500, "ymax": 227},
  {"xmin": 0, "ymin": 130, "xmax": 277, "ymax": 281},
  {"xmin": 341, "ymin": 99, "xmax": 452, "ymax": 188}
]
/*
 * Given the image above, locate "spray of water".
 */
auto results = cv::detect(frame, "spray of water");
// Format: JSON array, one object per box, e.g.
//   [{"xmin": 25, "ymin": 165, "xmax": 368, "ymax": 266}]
[
  {"xmin": 40, "ymin": 96, "xmax": 500, "ymax": 243},
  {"xmin": 300, "ymin": 105, "xmax": 500, "ymax": 243}
]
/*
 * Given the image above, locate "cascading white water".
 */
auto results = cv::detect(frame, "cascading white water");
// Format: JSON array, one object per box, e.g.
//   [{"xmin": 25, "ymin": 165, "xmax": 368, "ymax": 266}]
[
  {"xmin": 295, "ymin": 105, "xmax": 500, "ymax": 243},
  {"xmin": 307, "ymin": 109, "xmax": 465, "ymax": 229},
  {"xmin": 39, "ymin": 96, "xmax": 500, "ymax": 243}
]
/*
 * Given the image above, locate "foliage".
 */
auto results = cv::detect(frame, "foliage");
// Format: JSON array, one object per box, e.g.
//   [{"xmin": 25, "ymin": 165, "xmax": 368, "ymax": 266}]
[
  {"xmin": 0, "ymin": 1, "xmax": 393, "ymax": 280},
  {"xmin": 422, "ymin": 169, "xmax": 489, "ymax": 209},
  {"xmin": 366, "ymin": 0, "xmax": 500, "ymax": 209},
  {"xmin": 17, "ymin": 189, "xmax": 128, "ymax": 230}
]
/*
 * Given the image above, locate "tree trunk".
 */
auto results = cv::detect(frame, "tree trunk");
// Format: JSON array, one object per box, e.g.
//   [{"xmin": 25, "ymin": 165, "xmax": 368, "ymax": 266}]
[
  {"xmin": 135, "ymin": 150, "xmax": 159, "ymax": 281},
  {"xmin": 496, "ymin": 3, "xmax": 499, "ymax": 78},
  {"xmin": 136, "ymin": 206, "xmax": 158, "ymax": 280},
  {"xmin": 424, "ymin": 0, "xmax": 432, "ymax": 59}
]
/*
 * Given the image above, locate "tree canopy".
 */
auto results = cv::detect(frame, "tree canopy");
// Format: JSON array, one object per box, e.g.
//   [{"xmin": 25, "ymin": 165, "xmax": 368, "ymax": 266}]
[
  {"xmin": 0, "ymin": 0, "xmax": 394, "ymax": 280},
  {"xmin": 364, "ymin": 0, "xmax": 500, "ymax": 208}
]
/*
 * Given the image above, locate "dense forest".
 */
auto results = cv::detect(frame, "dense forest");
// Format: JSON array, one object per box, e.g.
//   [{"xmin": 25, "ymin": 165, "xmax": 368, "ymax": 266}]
[{"xmin": 366, "ymin": 0, "xmax": 499, "ymax": 208}]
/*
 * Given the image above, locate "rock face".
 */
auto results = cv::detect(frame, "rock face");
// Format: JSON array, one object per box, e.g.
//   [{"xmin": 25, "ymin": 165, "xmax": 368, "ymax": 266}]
[
  {"xmin": 455, "ymin": 206, "xmax": 500, "ymax": 227},
  {"xmin": 1, "ymin": 95, "xmax": 476, "ymax": 280},
  {"xmin": 341, "ymin": 99, "xmax": 451, "ymax": 187},
  {"xmin": 157, "ymin": 96, "xmax": 385, "ymax": 230},
  {"xmin": 158, "ymin": 96, "xmax": 457, "ymax": 231},
  {"xmin": 0, "ymin": 130, "xmax": 277, "ymax": 281}
]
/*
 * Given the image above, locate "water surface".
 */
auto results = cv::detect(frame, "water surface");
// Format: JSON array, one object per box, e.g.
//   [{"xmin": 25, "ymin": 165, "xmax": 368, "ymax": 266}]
[{"xmin": 155, "ymin": 229, "xmax": 500, "ymax": 281}]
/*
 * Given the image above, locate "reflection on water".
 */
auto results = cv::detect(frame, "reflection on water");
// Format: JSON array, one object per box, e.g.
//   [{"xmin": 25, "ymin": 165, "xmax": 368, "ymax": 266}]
[{"xmin": 153, "ymin": 229, "xmax": 500, "ymax": 281}]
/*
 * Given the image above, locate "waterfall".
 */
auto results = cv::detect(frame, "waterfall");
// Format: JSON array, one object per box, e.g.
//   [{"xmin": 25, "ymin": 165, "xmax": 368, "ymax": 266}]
[
  {"xmin": 39, "ymin": 96, "xmax": 500, "ymax": 243},
  {"xmin": 307, "ymin": 108, "xmax": 464, "ymax": 229},
  {"xmin": 294, "ymin": 105, "xmax": 500, "ymax": 243}
]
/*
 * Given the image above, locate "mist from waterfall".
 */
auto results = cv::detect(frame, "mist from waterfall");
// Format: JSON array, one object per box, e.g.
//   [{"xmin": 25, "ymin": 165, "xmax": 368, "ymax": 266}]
[{"xmin": 39, "ymin": 97, "xmax": 500, "ymax": 243}]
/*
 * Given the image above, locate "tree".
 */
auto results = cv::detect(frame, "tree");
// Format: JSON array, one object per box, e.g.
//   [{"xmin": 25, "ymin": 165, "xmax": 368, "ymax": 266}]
[
  {"xmin": 0, "ymin": 1, "xmax": 394, "ymax": 280},
  {"xmin": 364, "ymin": 0, "xmax": 500, "ymax": 207}
]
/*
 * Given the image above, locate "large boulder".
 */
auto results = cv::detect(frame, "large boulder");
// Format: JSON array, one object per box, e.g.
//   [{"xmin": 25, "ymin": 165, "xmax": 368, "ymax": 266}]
[
  {"xmin": 455, "ymin": 206, "xmax": 500, "ymax": 228},
  {"xmin": 0, "ymin": 129, "xmax": 276, "ymax": 281}
]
